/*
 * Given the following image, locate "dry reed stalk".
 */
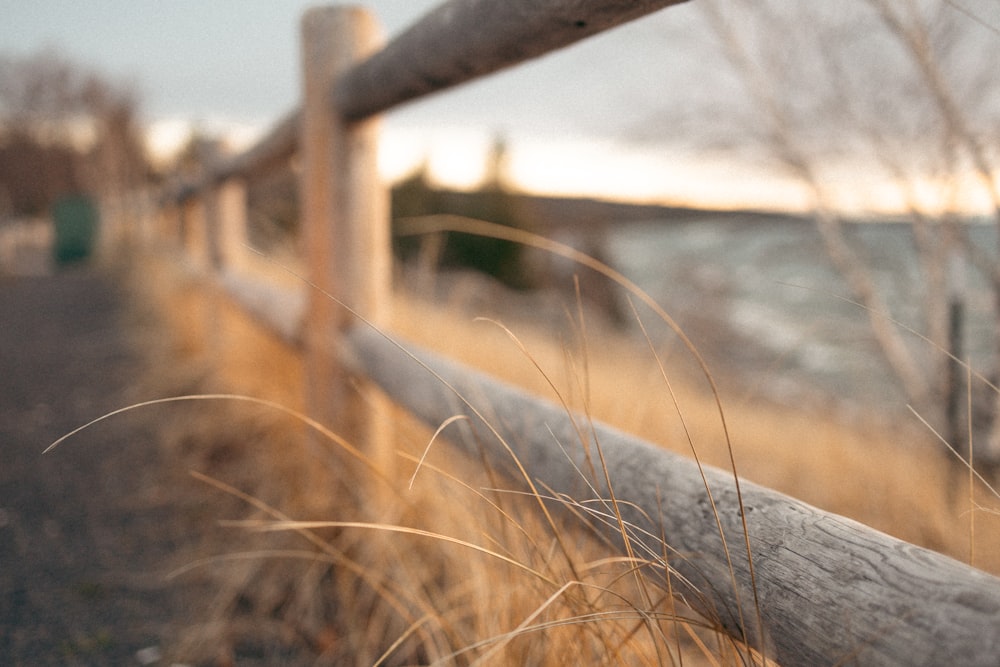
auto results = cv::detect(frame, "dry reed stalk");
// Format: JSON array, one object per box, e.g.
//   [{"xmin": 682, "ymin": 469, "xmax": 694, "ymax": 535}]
[{"xmin": 51, "ymin": 245, "xmax": 1000, "ymax": 663}]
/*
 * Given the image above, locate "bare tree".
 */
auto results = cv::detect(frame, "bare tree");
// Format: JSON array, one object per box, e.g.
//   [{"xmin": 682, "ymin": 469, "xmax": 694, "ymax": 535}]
[
  {"xmin": 0, "ymin": 49, "xmax": 147, "ymax": 219},
  {"xmin": 695, "ymin": 0, "xmax": 1000, "ymax": 468},
  {"xmin": 79, "ymin": 74, "xmax": 147, "ymax": 196}
]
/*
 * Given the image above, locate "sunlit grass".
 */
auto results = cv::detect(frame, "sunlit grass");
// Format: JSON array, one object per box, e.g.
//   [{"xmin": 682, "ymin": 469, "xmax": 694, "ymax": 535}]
[
  {"xmin": 387, "ymin": 233, "xmax": 1000, "ymax": 570},
  {"xmin": 54, "ymin": 238, "xmax": 1000, "ymax": 664},
  {"xmin": 101, "ymin": 247, "xmax": 761, "ymax": 664}
]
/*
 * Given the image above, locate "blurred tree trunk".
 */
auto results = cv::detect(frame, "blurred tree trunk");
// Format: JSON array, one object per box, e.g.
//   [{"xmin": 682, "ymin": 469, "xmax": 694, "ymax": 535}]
[
  {"xmin": 870, "ymin": 0, "xmax": 1000, "ymax": 469},
  {"xmin": 698, "ymin": 0, "xmax": 1000, "ymax": 469}
]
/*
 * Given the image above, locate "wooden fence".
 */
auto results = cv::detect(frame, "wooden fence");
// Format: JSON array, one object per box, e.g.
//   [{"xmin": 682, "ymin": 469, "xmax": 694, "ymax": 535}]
[{"xmin": 139, "ymin": 2, "xmax": 1000, "ymax": 665}]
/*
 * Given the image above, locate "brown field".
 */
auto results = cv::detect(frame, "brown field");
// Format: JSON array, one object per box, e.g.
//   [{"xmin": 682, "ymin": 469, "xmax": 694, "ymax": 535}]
[{"xmin": 129, "ymin": 248, "xmax": 1000, "ymax": 665}]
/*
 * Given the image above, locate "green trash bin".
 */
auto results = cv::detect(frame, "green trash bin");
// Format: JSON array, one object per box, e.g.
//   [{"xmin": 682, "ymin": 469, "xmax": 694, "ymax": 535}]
[{"xmin": 52, "ymin": 195, "xmax": 98, "ymax": 265}]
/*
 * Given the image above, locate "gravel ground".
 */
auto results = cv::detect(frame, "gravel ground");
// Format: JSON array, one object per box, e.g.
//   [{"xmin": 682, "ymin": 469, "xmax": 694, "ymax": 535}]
[{"xmin": 0, "ymin": 266, "xmax": 201, "ymax": 666}]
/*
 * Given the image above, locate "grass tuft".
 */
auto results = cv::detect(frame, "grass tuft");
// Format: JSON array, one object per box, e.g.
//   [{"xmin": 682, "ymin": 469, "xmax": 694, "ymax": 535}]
[{"xmin": 52, "ymin": 240, "xmax": 1000, "ymax": 664}]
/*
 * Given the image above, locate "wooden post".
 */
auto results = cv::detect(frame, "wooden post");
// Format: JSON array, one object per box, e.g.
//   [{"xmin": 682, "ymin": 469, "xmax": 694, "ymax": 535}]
[
  {"xmin": 945, "ymin": 246, "xmax": 966, "ymax": 462},
  {"xmin": 160, "ymin": 201, "xmax": 182, "ymax": 248},
  {"xmin": 299, "ymin": 7, "xmax": 390, "ymax": 458},
  {"xmin": 181, "ymin": 195, "xmax": 211, "ymax": 269},
  {"xmin": 135, "ymin": 190, "xmax": 153, "ymax": 246},
  {"xmin": 216, "ymin": 178, "xmax": 249, "ymax": 273},
  {"xmin": 202, "ymin": 185, "xmax": 224, "ymax": 271},
  {"xmin": 179, "ymin": 199, "xmax": 192, "ymax": 256}
]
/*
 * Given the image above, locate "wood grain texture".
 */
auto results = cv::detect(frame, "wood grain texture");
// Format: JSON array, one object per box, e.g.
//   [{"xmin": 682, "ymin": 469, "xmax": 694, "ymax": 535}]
[
  {"xmin": 148, "ymin": 2, "xmax": 1000, "ymax": 659},
  {"xmin": 336, "ymin": 0, "xmax": 690, "ymax": 120},
  {"xmin": 298, "ymin": 8, "xmax": 397, "ymax": 490},
  {"xmin": 343, "ymin": 324, "xmax": 1000, "ymax": 666},
  {"xmin": 299, "ymin": 7, "xmax": 388, "ymax": 429}
]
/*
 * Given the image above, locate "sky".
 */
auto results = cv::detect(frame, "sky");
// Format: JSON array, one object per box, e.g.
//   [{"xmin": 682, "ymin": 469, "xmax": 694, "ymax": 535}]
[
  {"xmin": 1, "ymin": 0, "xmax": 789, "ymax": 209},
  {"xmin": 2, "ymin": 1, "xmax": 997, "ymax": 213}
]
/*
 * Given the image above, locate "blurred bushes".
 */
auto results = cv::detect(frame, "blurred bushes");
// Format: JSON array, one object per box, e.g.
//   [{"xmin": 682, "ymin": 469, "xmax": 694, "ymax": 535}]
[{"xmin": 391, "ymin": 149, "xmax": 535, "ymax": 290}]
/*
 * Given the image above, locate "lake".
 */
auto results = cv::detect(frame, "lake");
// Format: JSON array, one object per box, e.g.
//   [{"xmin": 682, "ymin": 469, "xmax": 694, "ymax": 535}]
[{"xmin": 604, "ymin": 214, "xmax": 998, "ymax": 418}]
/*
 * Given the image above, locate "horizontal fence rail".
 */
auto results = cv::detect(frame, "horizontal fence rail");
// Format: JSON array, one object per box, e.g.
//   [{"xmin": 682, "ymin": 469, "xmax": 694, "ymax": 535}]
[
  {"xmin": 343, "ymin": 325, "xmax": 1000, "ymax": 666},
  {"xmin": 135, "ymin": 2, "xmax": 1000, "ymax": 665},
  {"xmin": 210, "ymin": 110, "xmax": 300, "ymax": 183},
  {"xmin": 335, "ymin": 0, "xmax": 691, "ymax": 121},
  {"xmin": 164, "ymin": 0, "xmax": 693, "ymax": 195}
]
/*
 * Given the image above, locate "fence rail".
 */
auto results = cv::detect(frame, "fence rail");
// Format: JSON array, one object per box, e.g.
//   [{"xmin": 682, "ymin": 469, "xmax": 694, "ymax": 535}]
[
  {"xmin": 137, "ymin": 2, "xmax": 1000, "ymax": 665},
  {"xmin": 344, "ymin": 324, "xmax": 1000, "ymax": 666},
  {"xmin": 335, "ymin": 0, "xmax": 690, "ymax": 121},
  {"xmin": 211, "ymin": 110, "xmax": 300, "ymax": 183}
]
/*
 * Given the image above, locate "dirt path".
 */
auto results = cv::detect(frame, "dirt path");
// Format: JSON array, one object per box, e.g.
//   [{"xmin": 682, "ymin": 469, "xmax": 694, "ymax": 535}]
[{"xmin": 0, "ymin": 267, "xmax": 199, "ymax": 665}]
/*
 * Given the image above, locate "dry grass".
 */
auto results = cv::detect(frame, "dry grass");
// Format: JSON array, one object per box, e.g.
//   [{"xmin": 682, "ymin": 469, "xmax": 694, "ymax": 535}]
[
  {"xmin": 390, "ymin": 275, "xmax": 1000, "ymax": 571},
  {"xmin": 120, "ymin": 243, "xmax": 1000, "ymax": 665}
]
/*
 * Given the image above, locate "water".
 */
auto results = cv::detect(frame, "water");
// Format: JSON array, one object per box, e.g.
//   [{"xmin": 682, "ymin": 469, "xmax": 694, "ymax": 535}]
[{"xmin": 605, "ymin": 214, "xmax": 998, "ymax": 415}]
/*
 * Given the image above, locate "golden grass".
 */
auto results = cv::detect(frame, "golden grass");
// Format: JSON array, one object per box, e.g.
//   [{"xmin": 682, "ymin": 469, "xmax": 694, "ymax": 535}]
[
  {"xmin": 390, "ymin": 279, "xmax": 1000, "ymax": 572},
  {"xmin": 116, "ymin": 243, "xmax": 1000, "ymax": 664}
]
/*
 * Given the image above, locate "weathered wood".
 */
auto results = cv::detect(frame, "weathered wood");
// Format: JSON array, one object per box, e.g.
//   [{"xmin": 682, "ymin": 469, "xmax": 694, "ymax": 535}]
[
  {"xmin": 153, "ymin": 202, "xmax": 181, "ymax": 246},
  {"xmin": 163, "ymin": 0, "xmax": 692, "ymax": 189},
  {"xmin": 214, "ymin": 178, "xmax": 249, "ymax": 272},
  {"xmin": 161, "ymin": 0, "xmax": 694, "ymax": 205},
  {"xmin": 156, "ymin": 113, "xmax": 297, "ymax": 210},
  {"xmin": 210, "ymin": 110, "xmax": 299, "ymax": 183},
  {"xmin": 299, "ymin": 7, "xmax": 391, "ymax": 443},
  {"xmin": 216, "ymin": 270, "xmax": 306, "ymax": 345},
  {"xmin": 342, "ymin": 324, "xmax": 1000, "ymax": 667},
  {"xmin": 144, "ymin": 2, "xmax": 1000, "ymax": 663},
  {"xmin": 202, "ymin": 188, "xmax": 224, "ymax": 270},
  {"xmin": 336, "ymin": 0, "xmax": 690, "ymax": 120},
  {"xmin": 179, "ymin": 196, "xmax": 211, "ymax": 269}
]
